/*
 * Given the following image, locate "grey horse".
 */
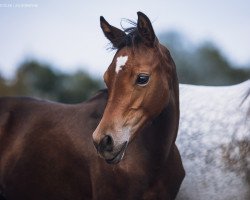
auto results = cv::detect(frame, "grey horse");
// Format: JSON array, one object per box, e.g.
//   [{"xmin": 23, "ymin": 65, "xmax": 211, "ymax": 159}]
[{"xmin": 177, "ymin": 80, "xmax": 250, "ymax": 200}]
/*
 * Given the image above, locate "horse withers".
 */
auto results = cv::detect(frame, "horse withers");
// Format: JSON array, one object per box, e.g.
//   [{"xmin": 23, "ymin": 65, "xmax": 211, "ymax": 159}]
[{"xmin": 0, "ymin": 12, "xmax": 184, "ymax": 200}]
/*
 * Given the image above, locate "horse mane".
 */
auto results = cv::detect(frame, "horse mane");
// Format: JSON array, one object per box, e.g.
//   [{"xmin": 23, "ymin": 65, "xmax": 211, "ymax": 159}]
[
  {"xmin": 243, "ymin": 80, "xmax": 250, "ymax": 116},
  {"xmin": 109, "ymin": 20, "xmax": 146, "ymax": 50},
  {"xmin": 244, "ymin": 85, "xmax": 250, "ymax": 104}
]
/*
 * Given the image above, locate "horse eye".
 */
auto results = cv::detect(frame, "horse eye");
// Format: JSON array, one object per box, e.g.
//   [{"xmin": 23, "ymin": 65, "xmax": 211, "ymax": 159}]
[{"xmin": 136, "ymin": 74, "xmax": 150, "ymax": 86}]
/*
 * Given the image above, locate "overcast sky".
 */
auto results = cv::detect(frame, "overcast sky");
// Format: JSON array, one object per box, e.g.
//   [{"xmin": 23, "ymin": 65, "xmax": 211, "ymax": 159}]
[{"xmin": 0, "ymin": 0, "xmax": 250, "ymax": 78}]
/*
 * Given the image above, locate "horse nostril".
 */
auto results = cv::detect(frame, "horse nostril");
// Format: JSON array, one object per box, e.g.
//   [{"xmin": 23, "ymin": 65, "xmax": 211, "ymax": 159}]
[{"xmin": 99, "ymin": 135, "xmax": 114, "ymax": 152}]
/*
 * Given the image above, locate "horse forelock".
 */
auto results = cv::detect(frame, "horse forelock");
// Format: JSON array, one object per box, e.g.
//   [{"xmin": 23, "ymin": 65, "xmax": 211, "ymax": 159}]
[{"xmin": 108, "ymin": 19, "xmax": 160, "ymax": 52}]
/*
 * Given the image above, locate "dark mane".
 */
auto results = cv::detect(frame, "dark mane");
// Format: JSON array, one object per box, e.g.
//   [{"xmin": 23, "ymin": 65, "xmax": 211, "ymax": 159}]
[
  {"xmin": 110, "ymin": 20, "xmax": 144, "ymax": 50},
  {"xmin": 241, "ymin": 80, "xmax": 250, "ymax": 117}
]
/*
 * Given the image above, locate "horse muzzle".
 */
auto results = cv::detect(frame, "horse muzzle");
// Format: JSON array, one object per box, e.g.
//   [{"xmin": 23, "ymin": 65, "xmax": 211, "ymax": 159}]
[{"xmin": 93, "ymin": 135, "xmax": 128, "ymax": 164}]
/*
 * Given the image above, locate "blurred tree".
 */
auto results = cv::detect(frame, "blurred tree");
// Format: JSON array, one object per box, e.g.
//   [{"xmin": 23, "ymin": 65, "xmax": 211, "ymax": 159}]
[
  {"xmin": 1, "ymin": 30, "xmax": 249, "ymax": 102},
  {"xmin": 55, "ymin": 70, "xmax": 103, "ymax": 103},
  {"xmin": 10, "ymin": 61, "xmax": 58, "ymax": 98},
  {"xmin": 0, "ymin": 74, "xmax": 8, "ymax": 95},
  {"xmin": 159, "ymin": 31, "xmax": 250, "ymax": 85},
  {"xmin": 0, "ymin": 60, "xmax": 103, "ymax": 103}
]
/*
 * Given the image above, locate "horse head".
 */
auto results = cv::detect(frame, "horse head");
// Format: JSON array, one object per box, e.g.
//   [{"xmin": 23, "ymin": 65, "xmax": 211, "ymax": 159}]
[{"xmin": 93, "ymin": 12, "xmax": 176, "ymax": 164}]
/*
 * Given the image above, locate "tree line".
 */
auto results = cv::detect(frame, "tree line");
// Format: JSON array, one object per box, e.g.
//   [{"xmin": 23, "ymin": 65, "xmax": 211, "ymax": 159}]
[
  {"xmin": 160, "ymin": 31, "xmax": 250, "ymax": 85},
  {"xmin": 0, "ymin": 60, "xmax": 103, "ymax": 103},
  {"xmin": 0, "ymin": 31, "xmax": 249, "ymax": 103}
]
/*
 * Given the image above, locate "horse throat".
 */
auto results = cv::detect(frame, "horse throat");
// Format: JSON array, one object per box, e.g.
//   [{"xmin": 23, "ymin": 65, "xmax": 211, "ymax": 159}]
[{"xmin": 129, "ymin": 91, "xmax": 180, "ymax": 168}]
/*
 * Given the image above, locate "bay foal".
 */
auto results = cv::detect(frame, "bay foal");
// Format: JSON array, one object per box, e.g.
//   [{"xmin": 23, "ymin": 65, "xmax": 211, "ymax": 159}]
[
  {"xmin": 0, "ymin": 12, "xmax": 184, "ymax": 200},
  {"xmin": 92, "ymin": 12, "xmax": 184, "ymax": 199}
]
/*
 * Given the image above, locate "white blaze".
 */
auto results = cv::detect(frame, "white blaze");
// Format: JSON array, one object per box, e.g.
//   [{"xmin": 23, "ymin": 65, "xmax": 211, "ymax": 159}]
[{"xmin": 116, "ymin": 56, "xmax": 128, "ymax": 73}]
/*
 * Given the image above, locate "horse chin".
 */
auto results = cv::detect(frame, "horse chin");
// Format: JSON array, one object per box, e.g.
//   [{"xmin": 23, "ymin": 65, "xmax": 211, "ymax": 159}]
[{"xmin": 105, "ymin": 141, "xmax": 128, "ymax": 165}]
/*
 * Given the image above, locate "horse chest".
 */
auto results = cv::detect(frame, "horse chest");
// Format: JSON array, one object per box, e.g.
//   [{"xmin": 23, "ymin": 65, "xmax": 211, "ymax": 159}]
[{"xmin": 90, "ymin": 152, "xmax": 168, "ymax": 200}]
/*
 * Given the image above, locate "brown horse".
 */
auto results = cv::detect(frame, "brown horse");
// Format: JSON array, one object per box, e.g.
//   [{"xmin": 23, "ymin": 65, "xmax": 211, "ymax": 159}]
[{"xmin": 0, "ymin": 12, "xmax": 184, "ymax": 200}]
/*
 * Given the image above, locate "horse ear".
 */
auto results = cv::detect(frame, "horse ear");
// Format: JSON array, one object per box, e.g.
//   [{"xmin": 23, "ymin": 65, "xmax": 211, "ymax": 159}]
[
  {"xmin": 100, "ymin": 16, "xmax": 126, "ymax": 48},
  {"xmin": 137, "ymin": 12, "xmax": 157, "ymax": 46}
]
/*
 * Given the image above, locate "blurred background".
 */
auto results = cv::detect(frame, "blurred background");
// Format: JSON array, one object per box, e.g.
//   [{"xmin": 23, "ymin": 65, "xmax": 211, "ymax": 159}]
[{"xmin": 0, "ymin": 0, "xmax": 249, "ymax": 103}]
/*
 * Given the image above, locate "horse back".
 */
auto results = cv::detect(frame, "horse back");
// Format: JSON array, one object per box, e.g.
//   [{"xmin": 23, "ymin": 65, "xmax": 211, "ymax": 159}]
[{"xmin": 0, "ymin": 93, "xmax": 107, "ymax": 200}]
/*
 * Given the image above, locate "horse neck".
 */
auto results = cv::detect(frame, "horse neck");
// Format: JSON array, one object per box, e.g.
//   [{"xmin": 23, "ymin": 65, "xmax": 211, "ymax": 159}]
[
  {"xmin": 139, "ymin": 71, "xmax": 180, "ymax": 162},
  {"xmin": 151, "ymin": 98, "xmax": 178, "ymax": 150},
  {"xmin": 136, "ymin": 90, "xmax": 179, "ymax": 166}
]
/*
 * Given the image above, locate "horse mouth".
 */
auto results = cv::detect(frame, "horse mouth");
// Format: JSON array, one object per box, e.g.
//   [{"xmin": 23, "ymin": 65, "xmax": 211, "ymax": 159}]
[{"xmin": 105, "ymin": 142, "xmax": 128, "ymax": 164}]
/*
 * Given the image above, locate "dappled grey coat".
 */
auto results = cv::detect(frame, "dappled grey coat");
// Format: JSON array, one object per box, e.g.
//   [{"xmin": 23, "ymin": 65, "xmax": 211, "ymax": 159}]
[{"xmin": 176, "ymin": 80, "xmax": 250, "ymax": 200}]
